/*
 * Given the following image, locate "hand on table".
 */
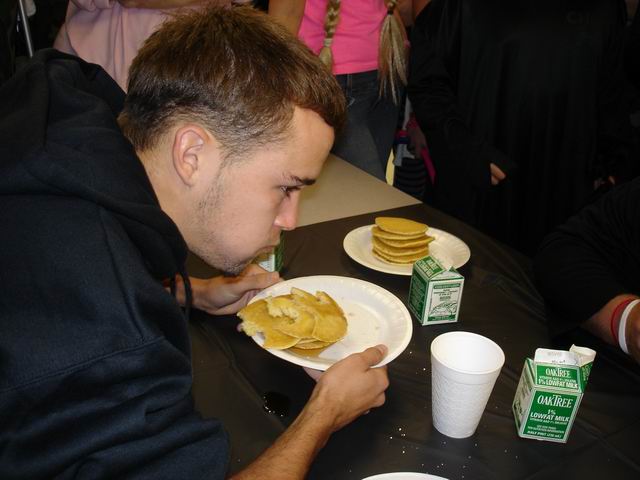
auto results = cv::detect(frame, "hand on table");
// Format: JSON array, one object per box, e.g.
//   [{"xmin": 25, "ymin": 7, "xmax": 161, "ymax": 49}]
[
  {"xmin": 180, "ymin": 264, "xmax": 281, "ymax": 315},
  {"xmin": 490, "ymin": 162, "xmax": 506, "ymax": 186}
]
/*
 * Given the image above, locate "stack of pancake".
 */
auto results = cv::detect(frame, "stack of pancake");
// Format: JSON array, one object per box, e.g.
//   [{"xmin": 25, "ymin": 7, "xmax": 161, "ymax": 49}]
[
  {"xmin": 238, "ymin": 287, "xmax": 347, "ymax": 353},
  {"xmin": 372, "ymin": 216, "xmax": 435, "ymax": 264}
]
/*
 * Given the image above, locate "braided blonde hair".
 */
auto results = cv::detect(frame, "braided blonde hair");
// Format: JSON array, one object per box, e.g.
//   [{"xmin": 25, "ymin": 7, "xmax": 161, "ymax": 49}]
[
  {"xmin": 378, "ymin": 0, "xmax": 407, "ymax": 103},
  {"xmin": 318, "ymin": 0, "xmax": 342, "ymax": 68},
  {"xmin": 319, "ymin": 0, "xmax": 407, "ymax": 104}
]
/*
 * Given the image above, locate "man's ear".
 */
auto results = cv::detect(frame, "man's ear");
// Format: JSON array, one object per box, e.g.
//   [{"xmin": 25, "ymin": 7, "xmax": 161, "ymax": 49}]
[{"xmin": 171, "ymin": 124, "xmax": 219, "ymax": 187}]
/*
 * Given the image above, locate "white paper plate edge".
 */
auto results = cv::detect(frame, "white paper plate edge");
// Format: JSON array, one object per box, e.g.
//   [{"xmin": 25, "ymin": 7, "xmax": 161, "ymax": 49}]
[{"xmin": 247, "ymin": 275, "xmax": 413, "ymax": 371}]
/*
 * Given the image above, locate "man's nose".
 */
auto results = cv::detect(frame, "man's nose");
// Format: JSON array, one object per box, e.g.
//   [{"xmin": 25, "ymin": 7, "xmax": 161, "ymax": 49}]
[{"xmin": 274, "ymin": 195, "xmax": 299, "ymax": 231}]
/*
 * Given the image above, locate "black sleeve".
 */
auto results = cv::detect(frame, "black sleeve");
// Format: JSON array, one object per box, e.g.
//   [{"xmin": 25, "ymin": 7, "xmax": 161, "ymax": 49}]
[
  {"xmin": 625, "ymin": 6, "xmax": 640, "ymax": 92},
  {"xmin": 534, "ymin": 177, "xmax": 640, "ymax": 335},
  {"xmin": 595, "ymin": 0, "xmax": 639, "ymax": 183}
]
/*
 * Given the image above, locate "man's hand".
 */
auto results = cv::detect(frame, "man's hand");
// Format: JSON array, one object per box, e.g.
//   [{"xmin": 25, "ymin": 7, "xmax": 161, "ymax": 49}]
[
  {"xmin": 179, "ymin": 264, "xmax": 281, "ymax": 315},
  {"xmin": 407, "ymin": 120, "xmax": 427, "ymax": 157},
  {"xmin": 307, "ymin": 345, "xmax": 390, "ymax": 432},
  {"xmin": 230, "ymin": 345, "xmax": 389, "ymax": 479},
  {"xmin": 490, "ymin": 162, "xmax": 506, "ymax": 186}
]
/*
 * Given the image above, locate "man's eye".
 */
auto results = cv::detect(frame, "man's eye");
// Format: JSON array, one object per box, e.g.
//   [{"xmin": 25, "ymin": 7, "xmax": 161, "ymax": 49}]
[{"xmin": 281, "ymin": 186, "xmax": 300, "ymax": 197}]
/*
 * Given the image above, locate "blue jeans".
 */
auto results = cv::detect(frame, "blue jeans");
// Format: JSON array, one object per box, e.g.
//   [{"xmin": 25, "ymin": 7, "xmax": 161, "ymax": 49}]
[{"xmin": 333, "ymin": 70, "xmax": 401, "ymax": 180}]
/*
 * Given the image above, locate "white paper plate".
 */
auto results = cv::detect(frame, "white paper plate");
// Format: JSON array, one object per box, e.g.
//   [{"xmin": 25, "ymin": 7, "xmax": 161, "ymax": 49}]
[
  {"xmin": 248, "ymin": 275, "xmax": 412, "ymax": 371},
  {"xmin": 362, "ymin": 473, "xmax": 448, "ymax": 480},
  {"xmin": 343, "ymin": 225, "xmax": 471, "ymax": 276}
]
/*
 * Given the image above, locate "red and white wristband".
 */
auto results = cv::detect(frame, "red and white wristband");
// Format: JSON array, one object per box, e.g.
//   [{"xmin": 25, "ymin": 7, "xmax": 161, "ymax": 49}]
[{"xmin": 618, "ymin": 299, "xmax": 640, "ymax": 355}]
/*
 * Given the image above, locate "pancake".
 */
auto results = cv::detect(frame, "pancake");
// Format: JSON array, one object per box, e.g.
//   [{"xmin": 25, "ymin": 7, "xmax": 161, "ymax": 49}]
[
  {"xmin": 371, "ymin": 217, "xmax": 433, "ymax": 265},
  {"xmin": 372, "ymin": 236, "xmax": 431, "ymax": 256},
  {"xmin": 288, "ymin": 345, "xmax": 328, "ymax": 357},
  {"xmin": 237, "ymin": 300, "xmax": 299, "ymax": 349},
  {"xmin": 238, "ymin": 288, "xmax": 348, "ymax": 350},
  {"xmin": 291, "ymin": 288, "xmax": 348, "ymax": 343},
  {"xmin": 372, "ymin": 247, "xmax": 429, "ymax": 264},
  {"xmin": 374, "ymin": 233, "xmax": 435, "ymax": 249},
  {"xmin": 266, "ymin": 294, "xmax": 316, "ymax": 338},
  {"xmin": 237, "ymin": 299, "xmax": 272, "ymax": 336},
  {"xmin": 262, "ymin": 328, "xmax": 300, "ymax": 349},
  {"xmin": 375, "ymin": 217, "xmax": 428, "ymax": 236},
  {"xmin": 372, "ymin": 226, "xmax": 426, "ymax": 241},
  {"xmin": 293, "ymin": 339, "xmax": 332, "ymax": 349}
]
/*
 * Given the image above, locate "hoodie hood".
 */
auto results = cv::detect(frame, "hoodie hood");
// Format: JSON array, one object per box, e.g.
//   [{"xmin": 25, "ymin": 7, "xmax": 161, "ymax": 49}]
[{"xmin": 0, "ymin": 49, "xmax": 187, "ymax": 280}]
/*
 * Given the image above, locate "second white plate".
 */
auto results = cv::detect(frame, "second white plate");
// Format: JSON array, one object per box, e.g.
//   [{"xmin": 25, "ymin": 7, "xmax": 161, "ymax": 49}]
[
  {"xmin": 362, "ymin": 473, "xmax": 448, "ymax": 480},
  {"xmin": 343, "ymin": 225, "xmax": 471, "ymax": 276}
]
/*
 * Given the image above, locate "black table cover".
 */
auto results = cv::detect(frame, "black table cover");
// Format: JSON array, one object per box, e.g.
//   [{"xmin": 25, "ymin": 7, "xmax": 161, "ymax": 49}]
[{"xmin": 189, "ymin": 203, "xmax": 640, "ymax": 480}]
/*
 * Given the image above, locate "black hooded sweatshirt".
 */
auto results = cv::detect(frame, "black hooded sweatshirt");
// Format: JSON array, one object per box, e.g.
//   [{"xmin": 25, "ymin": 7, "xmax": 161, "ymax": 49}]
[{"xmin": 0, "ymin": 50, "xmax": 229, "ymax": 479}]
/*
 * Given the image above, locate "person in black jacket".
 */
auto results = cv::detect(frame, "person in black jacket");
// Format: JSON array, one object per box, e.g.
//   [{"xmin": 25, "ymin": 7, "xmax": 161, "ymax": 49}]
[
  {"xmin": 408, "ymin": 0, "xmax": 637, "ymax": 256},
  {"xmin": 535, "ymin": 177, "xmax": 640, "ymax": 363},
  {"xmin": 626, "ymin": 1, "xmax": 640, "ymax": 91},
  {"xmin": 0, "ymin": 6, "xmax": 389, "ymax": 479}
]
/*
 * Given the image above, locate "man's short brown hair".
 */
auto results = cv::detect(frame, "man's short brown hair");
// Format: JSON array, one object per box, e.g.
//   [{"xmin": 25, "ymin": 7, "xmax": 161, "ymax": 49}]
[{"xmin": 118, "ymin": 5, "xmax": 345, "ymax": 157}]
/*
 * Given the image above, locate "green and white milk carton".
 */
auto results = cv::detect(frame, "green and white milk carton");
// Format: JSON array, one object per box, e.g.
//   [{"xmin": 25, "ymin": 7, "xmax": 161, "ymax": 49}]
[
  {"xmin": 407, "ymin": 256, "xmax": 464, "ymax": 325},
  {"xmin": 512, "ymin": 345, "xmax": 596, "ymax": 443},
  {"xmin": 254, "ymin": 233, "xmax": 285, "ymax": 272}
]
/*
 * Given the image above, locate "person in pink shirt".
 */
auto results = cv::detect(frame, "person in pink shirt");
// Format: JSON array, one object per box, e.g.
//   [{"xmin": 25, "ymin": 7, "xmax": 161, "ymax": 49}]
[
  {"xmin": 271, "ymin": 0, "xmax": 408, "ymax": 180},
  {"xmin": 54, "ymin": 0, "xmax": 243, "ymax": 91}
]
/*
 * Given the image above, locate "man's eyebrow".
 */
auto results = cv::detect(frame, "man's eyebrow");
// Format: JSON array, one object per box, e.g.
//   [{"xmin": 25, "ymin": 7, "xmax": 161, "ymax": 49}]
[{"xmin": 285, "ymin": 174, "xmax": 316, "ymax": 186}]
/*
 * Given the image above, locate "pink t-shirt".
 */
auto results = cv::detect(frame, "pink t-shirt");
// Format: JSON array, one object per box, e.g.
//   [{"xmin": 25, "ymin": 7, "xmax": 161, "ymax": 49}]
[
  {"xmin": 298, "ymin": 0, "xmax": 386, "ymax": 75},
  {"xmin": 54, "ymin": 0, "xmax": 171, "ymax": 91},
  {"xmin": 54, "ymin": 1, "xmax": 249, "ymax": 91}
]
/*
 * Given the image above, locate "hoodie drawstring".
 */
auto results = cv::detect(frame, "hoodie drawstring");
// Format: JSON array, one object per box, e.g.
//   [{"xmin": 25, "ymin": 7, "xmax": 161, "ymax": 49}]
[{"xmin": 179, "ymin": 267, "xmax": 192, "ymax": 320}]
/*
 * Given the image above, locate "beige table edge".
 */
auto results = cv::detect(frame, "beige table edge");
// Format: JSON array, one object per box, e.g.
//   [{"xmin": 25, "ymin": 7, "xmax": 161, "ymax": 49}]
[{"xmin": 297, "ymin": 154, "xmax": 420, "ymax": 227}]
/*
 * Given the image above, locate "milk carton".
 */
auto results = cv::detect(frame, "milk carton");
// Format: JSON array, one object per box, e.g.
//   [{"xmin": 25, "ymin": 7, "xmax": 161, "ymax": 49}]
[
  {"xmin": 254, "ymin": 233, "xmax": 285, "ymax": 272},
  {"xmin": 408, "ymin": 256, "xmax": 464, "ymax": 325},
  {"xmin": 512, "ymin": 345, "xmax": 596, "ymax": 443}
]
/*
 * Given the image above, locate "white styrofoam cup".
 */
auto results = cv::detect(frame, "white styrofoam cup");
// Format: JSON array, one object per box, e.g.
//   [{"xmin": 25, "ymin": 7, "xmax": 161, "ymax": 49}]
[{"xmin": 431, "ymin": 331, "xmax": 505, "ymax": 438}]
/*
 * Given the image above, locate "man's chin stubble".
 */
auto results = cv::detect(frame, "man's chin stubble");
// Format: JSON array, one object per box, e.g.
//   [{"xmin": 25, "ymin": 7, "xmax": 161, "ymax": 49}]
[
  {"xmin": 214, "ymin": 255, "xmax": 252, "ymax": 276},
  {"xmin": 191, "ymin": 247, "xmax": 250, "ymax": 277}
]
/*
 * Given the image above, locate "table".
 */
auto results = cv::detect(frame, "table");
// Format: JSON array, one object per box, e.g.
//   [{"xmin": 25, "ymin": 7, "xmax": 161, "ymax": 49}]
[
  {"xmin": 297, "ymin": 154, "xmax": 419, "ymax": 227},
  {"xmin": 187, "ymin": 158, "xmax": 640, "ymax": 479}
]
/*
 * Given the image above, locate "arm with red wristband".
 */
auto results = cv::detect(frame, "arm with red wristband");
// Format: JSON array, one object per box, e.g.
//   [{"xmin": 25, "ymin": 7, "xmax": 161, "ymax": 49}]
[
  {"xmin": 535, "ymin": 178, "xmax": 640, "ymax": 363},
  {"xmin": 584, "ymin": 295, "xmax": 640, "ymax": 360}
]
